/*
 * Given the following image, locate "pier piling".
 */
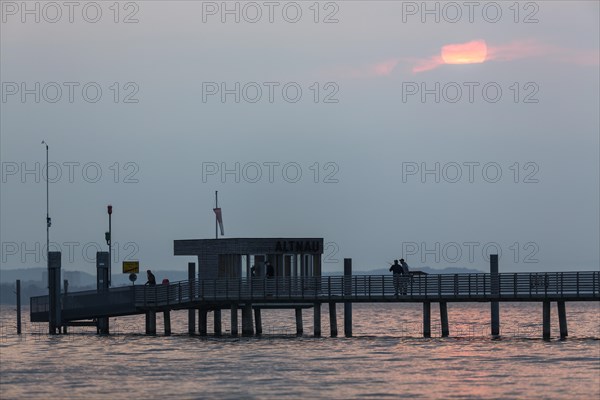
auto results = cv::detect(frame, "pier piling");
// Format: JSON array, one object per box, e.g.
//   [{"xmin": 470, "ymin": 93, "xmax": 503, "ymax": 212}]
[
  {"xmin": 314, "ymin": 303, "xmax": 321, "ymax": 337},
  {"xmin": 543, "ymin": 301, "xmax": 551, "ymax": 340},
  {"xmin": 62, "ymin": 280, "xmax": 68, "ymax": 334},
  {"xmin": 344, "ymin": 258, "xmax": 353, "ymax": 338},
  {"xmin": 329, "ymin": 302, "xmax": 337, "ymax": 337},
  {"xmin": 198, "ymin": 309, "xmax": 208, "ymax": 336},
  {"xmin": 295, "ymin": 308, "xmax": 303, "ymax": 336},
  {"xmin": 146, "ymin": 310, "xmax": 156, "ymax": 335},
  {"xmin": 49, "ymin": 251, "xmax": 62, "ymax": 334},
  {"xmin": 440, "ymin": 302, "xmax": 449, "ymax": 337},
  {"xmin": 188, "ymin": 263, "xmax": 196, "ymax": 334},
  {"xmin": 254, "ymin": 308, "xmax": 262, "ymax": 336},
  {"xmin": 214, "ymin": 309, "xmax": 222, "ymax": 336},
  {"xmin": 16, "ymin": 280, "xmax": 21, "ymax": 335},
  {"xmin": 231, "ymin": 304, "xmax": 238, "ymax": 336},
  {"xmin": 557, "ymin": 301, "xmax": 568, "ymax": 339},
  {"xmin": 242, "ymin": 304, "xmax": 254, "ymax": 336},
  {"xmin": 423, "ymin": 302, "xmax": 431, "ymax": 338},
  {"xmin": 490, "ymin": 254, "xmax": 500, "ymax": 336},
  {"xmin": 164, "ymin": 311, "xmax": 171, "ymax": 336}
]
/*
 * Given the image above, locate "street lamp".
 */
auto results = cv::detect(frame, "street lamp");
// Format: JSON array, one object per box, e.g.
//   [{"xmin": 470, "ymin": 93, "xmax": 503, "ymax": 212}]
[
  {"xmin": 106, "ymin": 205, "xmax": 112, "ymax": 287},
  {"xmin": 41, "ymin": 141, "xmax": 50, "ymax": 281}
]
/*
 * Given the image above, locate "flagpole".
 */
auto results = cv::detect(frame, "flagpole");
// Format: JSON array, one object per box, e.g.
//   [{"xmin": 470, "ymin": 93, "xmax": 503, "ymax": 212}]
[{"xmin": 215, "ymin": 190, "xmax": 218, "ymax": 239}]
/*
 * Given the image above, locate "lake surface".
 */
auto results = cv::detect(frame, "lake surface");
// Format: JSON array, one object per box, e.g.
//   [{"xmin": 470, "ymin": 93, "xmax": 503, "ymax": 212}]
[{"xmin": 1, "ymin": 302, "xmax": 599, "ymax": 399}]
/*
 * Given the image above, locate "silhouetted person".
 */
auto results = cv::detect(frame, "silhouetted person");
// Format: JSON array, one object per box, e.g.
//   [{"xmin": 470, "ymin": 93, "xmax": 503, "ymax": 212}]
[
  {"xmin": 266, "ymin": 261, "xmax": 274, "ymax": 278},
  {"xmin": 250, "ymin": 265, "xmax": 256, "ymax": 278},
  {"xmin": 400, "ymin": 259, "xmax": 410, "ymax": 274},
  {"xmin": 389, "ymin": 260, "xmax": 403, "ymax": 295},
  {"xmin": 399, "ymin": 259, "xmax": 410, "ymax": 294},
  {"xmin": 265, "ymin": 261, "xmax": 275, "ymax": 296},
  {"xmin": 146, "ymin": 270, "xmax": 156, "ymax": 286}
]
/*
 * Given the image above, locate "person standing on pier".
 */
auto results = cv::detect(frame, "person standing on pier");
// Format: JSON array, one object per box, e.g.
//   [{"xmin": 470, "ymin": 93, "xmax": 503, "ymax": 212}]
[
  {"xmin": 265, "ymin": 261, "xmax": 275, "ymax": 296},
  {"xmin": 389, "ymin": 260, "xmax": 403, "ymax": 295},
  {"xmin": 145, "ymin": 270, "xmax": 156, "ymax": 286},
  {"xmin": 266, "ymin": 261, "xmax": 274, "ymax": 278},
  {"xmin": 399, "ymin": 259, "xmax": 410, "ymax": 295}
]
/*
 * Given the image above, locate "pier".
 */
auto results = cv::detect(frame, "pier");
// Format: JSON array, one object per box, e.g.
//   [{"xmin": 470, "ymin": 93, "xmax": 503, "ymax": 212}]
[{"xmin": 30, "ymin": 259, "xmax": 599, "ymax": 339}]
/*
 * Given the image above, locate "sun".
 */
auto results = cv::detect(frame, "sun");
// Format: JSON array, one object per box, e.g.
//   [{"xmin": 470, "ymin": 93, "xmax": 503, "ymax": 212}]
[{"xmin": 441, "ymin": 40, "xmax": 488, "ymax": 64}]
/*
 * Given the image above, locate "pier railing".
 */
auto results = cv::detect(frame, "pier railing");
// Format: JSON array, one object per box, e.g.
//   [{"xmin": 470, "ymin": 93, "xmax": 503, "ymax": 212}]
[
  {"xmin": 133, "ymin": 271, "xmax": 600, "ymax": 307},
  {"xmin": 31, "ymin": 286, "xmax": 137, "ymax": 321},
  {"xmin": 30, "ymin": 271, "xmax": 599, "ymax": 320}
]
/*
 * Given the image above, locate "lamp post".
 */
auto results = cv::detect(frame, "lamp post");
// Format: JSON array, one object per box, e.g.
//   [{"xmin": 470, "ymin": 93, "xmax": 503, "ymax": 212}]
[
  {"xmin": 106, "ymin": 205, "xmax": 112, "ymax": 287},
  {"xmin": 41, "ymin": 141, "xmax": 50, "ymax": 282},
  {"xmin": 215, "ymin": 191, "xmax": 218, "ymax": 239}
]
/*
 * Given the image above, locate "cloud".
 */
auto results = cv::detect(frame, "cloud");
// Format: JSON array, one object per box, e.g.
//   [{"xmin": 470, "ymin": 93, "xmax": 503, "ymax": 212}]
[
  {"xmin": 323, "ymin": 58, "xmax": 401, "ymax": 79},
  {"xmin": 485, "ymin": 39, "xmax": 552, "ymax": 62},
  {"xmin": 322, "ymin": 39, "xmax": 599, "ymax": 79},
  {"xmin": 411, "ymin": 39, "xmax": 599, "ymax": 73}
]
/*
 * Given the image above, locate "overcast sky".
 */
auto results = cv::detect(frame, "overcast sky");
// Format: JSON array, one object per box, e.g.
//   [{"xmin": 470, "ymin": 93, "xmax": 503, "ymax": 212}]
[{"xmin": 1, "ymin": 1, "xmax": 598, "ymax": 276}]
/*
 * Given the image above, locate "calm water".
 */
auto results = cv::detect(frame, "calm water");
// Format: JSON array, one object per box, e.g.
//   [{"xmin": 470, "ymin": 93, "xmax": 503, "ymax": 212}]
[{"xmin": 1, "ymin": 302, "xmax": 599, "ymax": 399}]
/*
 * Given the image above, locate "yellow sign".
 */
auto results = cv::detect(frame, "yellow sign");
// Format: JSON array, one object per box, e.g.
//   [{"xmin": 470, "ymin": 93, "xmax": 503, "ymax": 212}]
[{"xmin": 122, "ymin": 261, "xmax": 139, "ymax": 274}]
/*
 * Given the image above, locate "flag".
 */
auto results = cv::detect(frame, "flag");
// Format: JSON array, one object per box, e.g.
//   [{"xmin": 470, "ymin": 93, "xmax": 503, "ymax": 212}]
[{"xmin": 213, "ymin": 207, "xmax": 224, "ymax": 236}]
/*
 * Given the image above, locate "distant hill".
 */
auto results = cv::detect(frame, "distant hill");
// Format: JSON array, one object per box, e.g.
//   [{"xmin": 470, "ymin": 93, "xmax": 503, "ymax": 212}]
[
  {"xmin": 1, "ymin": 265, "xmax": 486, "ymax": 285},
  {"xmin": 0, "ymin": 267, "xmax": 190, "ymax": 287},
  {"xmin": 0, "ymin": 268, "xmax": 192, "ymax": 304}
]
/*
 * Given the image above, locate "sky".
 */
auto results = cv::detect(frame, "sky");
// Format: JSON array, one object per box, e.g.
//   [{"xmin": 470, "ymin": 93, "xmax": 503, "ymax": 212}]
[{"xmin": 1, "ymin": 0, "xmax": 599, "ymax": 276}]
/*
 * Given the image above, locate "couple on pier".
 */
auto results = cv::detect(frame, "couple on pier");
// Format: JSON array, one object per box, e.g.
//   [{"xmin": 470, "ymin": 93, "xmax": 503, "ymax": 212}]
[{"xmin": 390, "ymin": 259, "xmax": 410, "ymax": 295}]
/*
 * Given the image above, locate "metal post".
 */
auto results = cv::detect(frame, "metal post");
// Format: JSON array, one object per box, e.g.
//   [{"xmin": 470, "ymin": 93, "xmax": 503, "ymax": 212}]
[
  {"xmin": 62, "ymin": 279, "xmax": 68, "ymax": 333},
  {"xmin": 329, "ymin": 302, "xmax": 337, "ymax": 337},
  {"xmin": 107, "ymin": 205, "xmax": 112, "ymax": 287},
  {"xmin": 42, "ymin": 141, "xmax": 51, "ymax": 327},
  {"xmin": 188, "ymin": 262, "xmax": 196, "ymax": 334},
  {"xmin": 543, "ymin": 301, "xmax": 551, "ymax": 340},
  {"xmin": 48, "ymin": 251, "xmax": 61, "ymax": 334},
  {"xmin": 423, "ymin": 302, "xmax": 431, "ymax": 338},
  {"xmin": 313, "ymin": 303, "xmax": 321, "ymax": 337},
  {"xmin": 557, "ymin": 301, "xmax": 568, "ymax": 339},
  {"xmin": 242, "ymin": 304, "xmax": 254, "ymax": 336},
  {"xmin": 146, "ymin": 311, "xmax": 156, "ymax": 335},
  {"xmin": 254, "ymin": 307, "xmax": 262, "ymax": 336},
  {"xmin": 440, "ymin": 302, "xmax": 449, "ymax": 337},
  {"xmin": 231, "ymin": 304, "xmax": 238, "ymax": 336},
  {"xmin": 344, "ymin": 258, "xmax": 352, "ymax": 337},
  {"xmin": 214, "ymin": 309, "xmax": 222, "ymax": 336},
  {"xmin": 198, "ymin": 309, "xmax": 208, "ymax": 336},
  {"xmin": 556, "ymin": 301, "xmax": 569, "ymax": 339},
  {"xmin": 96, "ymin": 252, "xmax": 109, "ymax": 334},
  {"xmin": 295, "ymin": 308, "xmax": 303, "ymax": 336},
  {"xmin": 490, "ymin": 254, "xmax": 500, "ymax": 336},
  {"xmin": 215, "ymin": 190, "xmax": 218, "ymax": 239},
  {"xmin": 16, "ymin": 280, "xmax": 21, "ymax": 335},
  {"xmin": 164, "ymin": 311, "xmax": 171, "ymax": 336}
]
